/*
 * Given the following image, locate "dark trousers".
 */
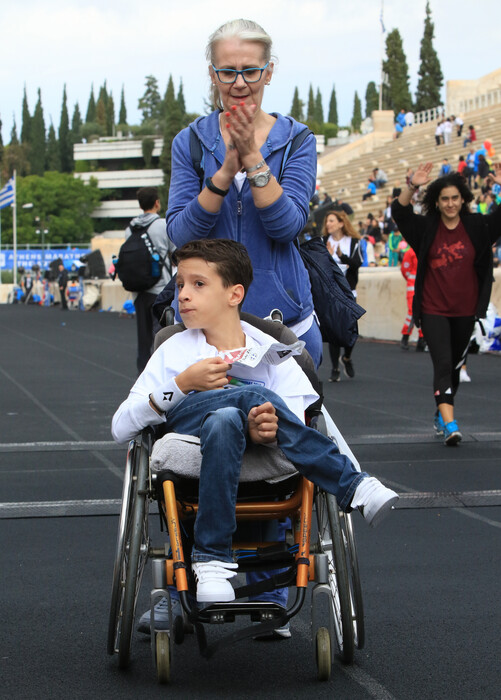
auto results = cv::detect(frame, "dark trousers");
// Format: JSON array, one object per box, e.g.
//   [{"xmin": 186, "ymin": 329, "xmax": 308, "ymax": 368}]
[
  {"xmin": 134, "ymin": 291, "xmax": 157, "ymax": 374},
  {"xmin": 420, "ymin": 314, "xmax": 475, "ymax": 407},
  {"xmin": 329, "ymin": 342, "xmax": 354, "ymax": 369}
]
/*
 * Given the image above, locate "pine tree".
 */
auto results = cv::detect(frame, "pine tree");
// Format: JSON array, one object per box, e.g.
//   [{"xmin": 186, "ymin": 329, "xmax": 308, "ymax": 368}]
[
  {"xmin": 46, "ymin": 122, "xmax": 61, "ymax": 171},
  {"xmin": 414, "ymin": 1, "xmax": 444, "ymax": 111},
  {"xmin": 177, "ymin": 80, "xmax": 186, "ymax": 121},
  {"xmin": 119, "ymin": 86, "xmax": 127, "ymax": 125},
  {"xmin": 138, "ymin": 75, "xmax": 162, "ymax": 125},
  {"xmin": 30, "ymin": 89, "xmax": 46, "ymax": 175},
  {"xmin": 314, "ymin": 88, "xmax": 324, "ymax": 125},
  {"xmin": 21, "ymin": 86, "xmax": 31, "ymax": 144},
  {"xmin": 328, "ymin": 85, "xmax": 338, "ymax": 125},
  {"xmin": 382, "ymin": 28, "xmax": 412, "ymax": 113},
  {"xmin": 10, "ymin": 120, "xmax": 19, "ymax": 145},
  {"xmin": 106, "ymin": 92, "xmax": 115, "ymax": 136},
  {"xmin": 160, "ymin": 75, "xmax": 183, "ymax": 189},
  {"xmin": 351, "ymin": 91, "xmax": 362, "ymax": 133},
  {"xmin": 290, "ymin": 87, "xmax": 303, "ymax": 121},
  {"xmin": 307, "ymin": 84, "xmax": 315, "ymax": 122},
  {"xmin": 96, "ymin": 83, "xmax": 109, "ymax": 132},
  {"xmin": 365, "ymin": 81, "xmax": 379, "ymax": 117},
  {"xmin": 85, "ymin": 85, "xmax": 96, "ymax": 123},
  {"xmin": 58, "ymin": 85, "xmax": 72, "ymax": 173},
  {"xmin": 71, "ymin": 103, "xmax": 82, "ymax": 144}
]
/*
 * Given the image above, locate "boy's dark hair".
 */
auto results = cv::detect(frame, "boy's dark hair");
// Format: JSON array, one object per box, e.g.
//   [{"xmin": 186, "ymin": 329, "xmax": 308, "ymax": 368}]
[
  {"xmin": 137, "ymin": 187, "xmax": 159, "ymax": 211},
  {"xmin": 421, "ymin": 172, "xmax": 474, "ymax": 216},
  {"xmin": 173, "ymin": 239, "xmax": 253, "ymax": 305}
]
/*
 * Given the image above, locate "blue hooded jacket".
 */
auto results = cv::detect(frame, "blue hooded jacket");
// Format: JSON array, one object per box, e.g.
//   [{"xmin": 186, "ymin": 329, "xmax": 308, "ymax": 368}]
[{"xmin": 166, "ymin": 111, "xmax": 317, "ymax": 324}]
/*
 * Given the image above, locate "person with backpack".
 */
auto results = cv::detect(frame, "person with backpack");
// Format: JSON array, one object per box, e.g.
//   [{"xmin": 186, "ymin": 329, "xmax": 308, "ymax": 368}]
[
  {"xmin": 122, "ymin": 187, "xmax": 175, "ymax": 374},
  {"xmin": 165, "ymin": 19, "xmax": 321, "ymax": 369}
]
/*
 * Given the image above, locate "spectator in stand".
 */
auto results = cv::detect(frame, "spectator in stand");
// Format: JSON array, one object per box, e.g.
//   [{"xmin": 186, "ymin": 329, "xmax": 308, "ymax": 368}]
[
  {"xmin": 392, "ymin": 182, "xmax": 402, "ymax": 198},
  {"xmin": 439, "ymin": 158, "xmax": 451, "ymax": 177},
  {"xmin": 331, "ymin": 195, "xmax": 354, "ymax": 218},
  {"xmin": 463, "ymin": 125, "xmax": 477, "ymax": 148},
  {"xmin": 396, "ymin": 109, "xmax": 406, "ymax": 129},
  {"xmin": 457, "ymin": 155, "xmax": 467, "ymax": 178},
  {"xmin": 394, "ymin": 121, "xmax": 404, "ymax": 140},
  {"xmin": 464, "ymin": 149, "xmax": 476, "ymax": 188},
  {"xmin": 323, "ymin": 211, "xmax": 363, "ymax": 382},
  {"xmin": 360, "ymin": 234, "xmax": 376, "ymax": 267},
  {"xmin": 372, "ymin": 167, "xmax": 388, "ymax": 188},
  {"xmin": 362, "ymin": 179, "xmax": 377, "ymax": 201},
  {"xmin": 453, "ymin": 115, "xmax": 464, "ymax": 137},
  {"xmin": 318, "ymin": 189, "xmax": 332, "ymax": 206},
  {"xmin": 388, "ymin": 229, "xmax": 403, "ymax": 267},
  {"xmin": 476, "ymin": 154, "xmax": 490, "ymax": 190},
  {"xmin": 442, "ymin": 118, "xmax": 453, "ymax": 145},
  {"xmin": 405, "ymin": 110, "xmax": 414, "ymax": 127},
  {"xmin": 435, "ymin": 120, "xmax": 444, "ymax": 146}
]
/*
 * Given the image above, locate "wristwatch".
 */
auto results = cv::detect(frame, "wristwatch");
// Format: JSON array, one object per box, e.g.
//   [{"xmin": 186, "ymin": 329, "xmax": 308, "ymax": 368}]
[
  {"xmin": 248, "ymin": 168, "xmax": 272, "ymax": 188},
  {"xmin": 245, "ymin": 159, "xmax": 266, "ymax": 174}
]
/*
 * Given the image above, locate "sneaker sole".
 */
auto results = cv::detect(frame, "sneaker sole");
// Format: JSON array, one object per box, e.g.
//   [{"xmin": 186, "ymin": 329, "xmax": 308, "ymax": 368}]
[
  {"xmin": 445, "ymin": 432, "xmax": 462, "ymax": 446},
  {"xmin": 365, "ymin": 495, "xmax": 399, "ymax": 528},
  {"xmin": 196, "ymin": 591, "xmax": 236, "ymax": 603}
]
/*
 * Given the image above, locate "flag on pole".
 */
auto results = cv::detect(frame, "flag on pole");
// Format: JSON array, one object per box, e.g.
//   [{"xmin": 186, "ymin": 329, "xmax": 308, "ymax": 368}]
[{"xmin": 0, "ymin": 177, "xmax": 15, "ymax": 210}]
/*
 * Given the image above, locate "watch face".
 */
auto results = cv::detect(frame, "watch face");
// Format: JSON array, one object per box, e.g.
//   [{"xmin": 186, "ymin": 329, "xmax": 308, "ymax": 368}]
[{"xmin": 250, "ymin": 170, "xmax": 271, "ymax": 187}]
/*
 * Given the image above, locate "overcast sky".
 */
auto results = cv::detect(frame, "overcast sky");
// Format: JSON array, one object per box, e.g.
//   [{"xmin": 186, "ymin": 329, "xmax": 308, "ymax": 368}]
[{"xmin": 1, "ymin": 0, "xmax": 499, "ymax": 144}]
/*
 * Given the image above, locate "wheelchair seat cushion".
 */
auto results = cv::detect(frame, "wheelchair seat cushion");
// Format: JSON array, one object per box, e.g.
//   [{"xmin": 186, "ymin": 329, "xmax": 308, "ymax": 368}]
[{"xmin": 150, "ymin": 433, "xmax": 298, "ymax": 483}]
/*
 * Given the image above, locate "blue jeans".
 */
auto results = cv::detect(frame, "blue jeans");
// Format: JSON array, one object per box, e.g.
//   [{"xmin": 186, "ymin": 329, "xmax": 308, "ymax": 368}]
[{"xmin": 165, "ymin": 386, "xmax": 366, "ymax": 563}]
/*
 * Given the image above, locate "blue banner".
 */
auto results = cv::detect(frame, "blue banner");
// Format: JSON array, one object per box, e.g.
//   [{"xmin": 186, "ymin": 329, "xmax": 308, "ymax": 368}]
[{"xmin": 0, "ymin": 248, "xmax": 92, "ymax": 270}]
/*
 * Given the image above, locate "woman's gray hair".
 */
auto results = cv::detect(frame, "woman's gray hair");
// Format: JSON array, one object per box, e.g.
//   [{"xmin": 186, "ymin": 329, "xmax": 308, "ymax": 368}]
[{"xmin": 206, "ymin": 19, "xmax": 274, "ymax": 110}]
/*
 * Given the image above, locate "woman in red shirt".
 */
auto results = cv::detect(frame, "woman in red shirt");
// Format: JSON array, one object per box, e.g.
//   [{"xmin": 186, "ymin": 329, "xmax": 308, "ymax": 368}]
[{"xmin": 392, "ymin": 163, "xmax": 501, "ymax": 445}]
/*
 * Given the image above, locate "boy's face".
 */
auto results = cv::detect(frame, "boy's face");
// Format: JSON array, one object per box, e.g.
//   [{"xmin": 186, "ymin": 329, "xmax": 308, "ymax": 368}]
[{"xmin": 176, "ymin": 258, "xmax": 243, "ymax": 331}]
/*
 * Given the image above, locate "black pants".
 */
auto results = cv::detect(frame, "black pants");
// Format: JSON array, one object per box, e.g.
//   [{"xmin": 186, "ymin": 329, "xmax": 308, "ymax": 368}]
[
  {"xmin": 134, "ymin": 291, "xmax": 157, "ymax": 374},
  {"xmin": 329, "ymin": 342, "xmax": 354, "ymax": 369},
  {"xmin": 420, "ymin": 314, "xmax": 475, "ymax": 407}
]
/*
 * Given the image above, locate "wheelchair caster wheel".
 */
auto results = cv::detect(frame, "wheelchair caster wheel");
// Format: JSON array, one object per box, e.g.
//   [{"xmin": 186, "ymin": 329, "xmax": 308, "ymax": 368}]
[
  {"xmin": 316, "ymin": 627, "xmax": 331, "ymax": 681},
  {"xmin": 155, "ymin": 631, "xmax": 171, "ymax": 684}
]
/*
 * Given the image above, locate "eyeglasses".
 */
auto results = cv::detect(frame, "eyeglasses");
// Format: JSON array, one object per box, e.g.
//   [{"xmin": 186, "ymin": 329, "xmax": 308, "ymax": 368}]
[{"xmin": 211, "ymin": 62, "xmax": 270, "ymax": 84}]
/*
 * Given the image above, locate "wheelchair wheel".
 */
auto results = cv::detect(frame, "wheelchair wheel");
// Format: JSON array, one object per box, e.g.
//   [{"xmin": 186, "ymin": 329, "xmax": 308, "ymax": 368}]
[
  {"xmin": 155, "ymin": 631, "xmax": 171, "ymax": 684},
  {"xmin": 107, "ymin": 431, "xmax": 151, "ymax": 668},
  {"xmin": 341, "ymin": 512, "xmax": 365, "ymax": 650},
  {"xmin": 315, "ymin": 490, "xmax": 354, "ymax": 663},
  {"xmin": 316, "ymin": 627, "xmax": 331, "ymax": 681}
]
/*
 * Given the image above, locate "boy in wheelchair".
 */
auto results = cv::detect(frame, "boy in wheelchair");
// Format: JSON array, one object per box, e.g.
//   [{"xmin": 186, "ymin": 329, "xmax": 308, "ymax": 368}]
[{"xmin": 111, "ymin": 239, "xmax": 398, "ymax": 606}]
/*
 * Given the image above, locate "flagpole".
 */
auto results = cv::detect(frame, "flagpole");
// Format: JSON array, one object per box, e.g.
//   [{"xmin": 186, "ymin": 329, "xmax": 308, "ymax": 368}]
[
  {"xmin": 13, "ymin": 170, "xmax": 17, "ymax": 286},
  {"xmin": 379, "ymin": 0, "xmax": 385, "ymax": 111}
]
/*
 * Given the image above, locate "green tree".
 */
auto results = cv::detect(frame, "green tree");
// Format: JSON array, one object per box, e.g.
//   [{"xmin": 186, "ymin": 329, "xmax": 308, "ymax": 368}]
[
  {"xmin": 382, "ymin": 29, "xmax": 412, "ymax": 113},
  {"xmin": 3, "ymin": 122, "xmax": 31, "ymax": 179},
  {"xmin": 142, "ymin": 137, "xmax": 155, "ymax": 168},
  {"xmin": 414, "ymin": 1, "xmax": 444, "ymax": 111},
  {"xmin": 177, "ymin": 80, "xmax": 187, "ymax": 123},
  {"xmin": 365, "ymin": 81, "xmax": 379, "ymax": 117},
  {"xmin": 96, "ymin": 83, "xmax": 109, "ymax": 133},
  {"xmin": 30, "ymin": 89, "xmax": 46, "ymax": 176},
  {"xmin": 0, "ymin": 115, "xmax": 4, "ymax": 167},
  {"xmin": 85, "ymin": 85, "xmax": 96, "ymax": 123},
  {"xmin": 106, "ymin": 92, "xmax": 115, "ymax": 136},
  {"xmin": 46, "ymin": 122, "xmax": 61, "ymax": 171},
  {"xmin": 138, "ymin": 75, "xmax": 162, "ymax": 126},
  {"xmin": 351, "ymin": 91, "xmax": 362, "ymax": 133},
  {"xmin": 328, "ymin": 85, "xmax": 338, "ymax": 125},
  {"xmin": 314, "ymin": 88, "xmax": 324, "ymax": 125},
  {"xmin": 290, "ymin": 87, "xmax": 304, "ymax": 121},
  {"xmin": 119, "ymin": 86, "xmax": 127, "ymax": 125},
  {"xmin": 10, "ymin": 121, "xmax": 19, "ymax": 145},
  {"xmin": 160, "ymin": 76, "xmax": 183, "ymax": 190},
  {"xmin": 0, "ymin": 172, "xmax": 101, "ymax": 245},
  {"xmin": 307, "ymin": 84, "xmax": 315, "ymax": 122},
  {"xmin": 71, "ymin": 103, "xmax": 82, "ymax": 144},
  {"xmin": 58, "ymin": 85, "xmax": 72, "ymax": 173},
  {"xmin": 21, "ymin": 86, "xmax": 31, "ymax": 144}
]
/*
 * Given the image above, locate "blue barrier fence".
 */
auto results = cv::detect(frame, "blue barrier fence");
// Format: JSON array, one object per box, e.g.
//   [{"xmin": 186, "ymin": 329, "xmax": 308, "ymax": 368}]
[{"xmin": 0, "ymin": 248, "xmax": 92, "ymax": 270}]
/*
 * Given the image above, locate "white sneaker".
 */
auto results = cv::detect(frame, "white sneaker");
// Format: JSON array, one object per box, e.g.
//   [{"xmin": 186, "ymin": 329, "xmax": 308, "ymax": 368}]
[
  {"xmin": 192, "ymin": 560, "xmax": 238, "ymax": 603},
  {"xmin": 351, "ymin": 476, "xmax": 399, "ymax": 528},
  {"xmin": 460, "ymin": 368, "xmax": 471, "ymax": 383}
]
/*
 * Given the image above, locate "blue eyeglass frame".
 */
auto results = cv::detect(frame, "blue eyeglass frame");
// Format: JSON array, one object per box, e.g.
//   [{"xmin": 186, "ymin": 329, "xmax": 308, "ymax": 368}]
[{"xmin": 211, "ymin": 62, "xmax": 270, "ymax": 84}]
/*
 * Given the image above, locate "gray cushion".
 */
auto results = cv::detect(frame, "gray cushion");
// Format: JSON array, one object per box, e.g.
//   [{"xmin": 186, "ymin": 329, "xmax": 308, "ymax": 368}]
[{"xmin": 151, "ymin": 433, "xmax": 298, "ymax": 483}]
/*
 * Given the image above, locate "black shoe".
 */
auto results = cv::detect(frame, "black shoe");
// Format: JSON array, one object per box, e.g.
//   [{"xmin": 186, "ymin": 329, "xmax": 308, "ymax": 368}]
[
  {"xmin": 329, "ymin": 369, "xmax": 340, "ymax": 382},
  {"xmin": 342, "ymin": 356, "xmax": 355, "ymax": 378},
  {"xmin": 416, "ymin": 337, "xmax": 427, "ymax": 352},
  {"xmin": 400, "ymin": 334, "xmax": 409, "ymax": 350}
]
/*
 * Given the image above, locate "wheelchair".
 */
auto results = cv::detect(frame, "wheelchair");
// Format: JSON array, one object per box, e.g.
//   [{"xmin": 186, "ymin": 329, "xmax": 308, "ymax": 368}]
[{"xmin": 107, "ymin": 313, "xmax": 365, "ymax": 683}]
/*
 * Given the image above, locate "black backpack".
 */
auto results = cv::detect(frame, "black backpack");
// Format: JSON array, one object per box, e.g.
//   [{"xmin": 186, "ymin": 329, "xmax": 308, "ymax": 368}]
[{"xmin": 115, "ymin": 219, "xmax": 168, "ymax": 292}]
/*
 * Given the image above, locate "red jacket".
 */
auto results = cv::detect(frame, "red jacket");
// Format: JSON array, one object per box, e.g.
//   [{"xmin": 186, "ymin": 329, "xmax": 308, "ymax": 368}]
[{"xmin": 401, "ymin": 248, "xmax": 417, "ymax": 292}]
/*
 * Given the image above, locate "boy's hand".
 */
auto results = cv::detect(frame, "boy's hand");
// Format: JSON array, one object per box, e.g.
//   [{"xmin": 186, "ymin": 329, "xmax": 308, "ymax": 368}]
[
  {"xmin": 176, "ymin": 357, "xmax": 231, "ymax": 393},
  {"xmin": 248, "ymin": 402, "xmax": 278, "ymax": 444}
]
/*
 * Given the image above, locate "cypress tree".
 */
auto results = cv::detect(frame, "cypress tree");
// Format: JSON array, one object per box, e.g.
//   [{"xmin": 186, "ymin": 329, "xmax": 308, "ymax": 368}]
[
  {"xmin": 106, "ymin": 91, "xmax": 115, "ymax": 136},
  {"xmin": 328, "ymin": 85, "xmax": 338, "ymax": 125},
  {"xmin": 290, "ymin": 87, "xmax": 303, "ymax": 121},
  {"xmin": 59, "ymin": 85, "xmax": 72, "ymax": 173},
  {"xmin": 46, "ymin": 122, "xmax": 61, "ymax": 171},
  {"xmin": 415, "ymin": 1, "xmax": 444, "ymax": 111},
  {"xmin": 351, "ymin": 91, "xmax": 362, "ymax": 133},
  {"xmin": 382, "ymin": 28, "xmax": 413, "ymax": 113},
  {"xmin": 314, "ymin": 88, "xmax": 324, "ymax": 125},
  {"xmin": 177, "ymin": 80, "xmax": 186, "ymax": 120},
  {"xmin": 10, "ymin": 120, "xmax": 19, "ymax": 145},
  {"xmin": 119, "ymin": 86, "xmax": 127, "ymax": 125},
  {"xmin": 365, "ymin": 81, "xmax": 379, "ymax": 117},
  {"xmin": 21, "ymin": 86, "xmax": 31, "ymax": 144},
  {"xmin": 30, "ymin": 89, "xmax": 46, "ymax": 176},
  {"xmin": 160, "ymin": 76, "xmax": 183, "ymax": 189},
  {"xmin": 138, "ymin": 75, "xmax": 161, "ymax": 125},
  {"xmin": 71, "ymin": 103, "xmax": 82, "ymax": 144},
  {"xmin": 85, "ymin": 85, "xmax": 96, "ymax": 123},
  {"xmin": 307, "ymin": 84, "xmax": 315, "ymax": 122}
]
